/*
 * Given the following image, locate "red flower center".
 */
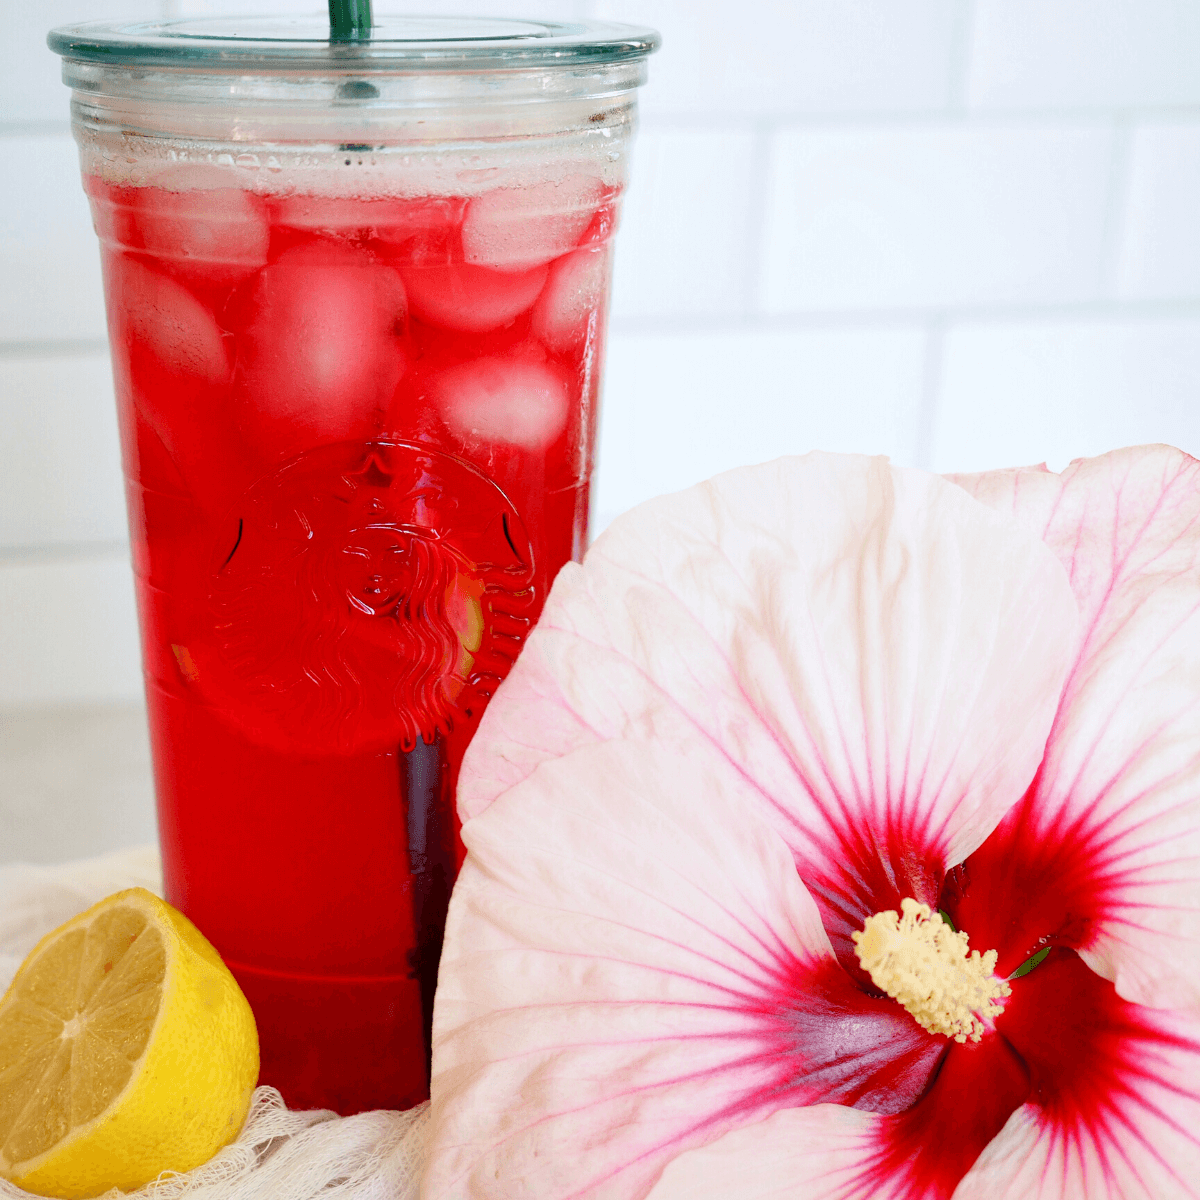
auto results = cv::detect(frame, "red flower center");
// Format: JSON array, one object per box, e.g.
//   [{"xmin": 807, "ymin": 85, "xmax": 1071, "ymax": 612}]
[{"xmin": 727, "ymin": 783, "xmax": 1197, "ymax": 1200}]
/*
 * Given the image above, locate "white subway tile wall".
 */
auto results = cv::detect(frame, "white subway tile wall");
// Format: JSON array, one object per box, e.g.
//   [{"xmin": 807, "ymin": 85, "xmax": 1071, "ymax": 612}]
[
  {"xmin": 592, "ymin": 0, "xmax": 962, "ymax": 116},
  {"xmin": 3, "ymin": 0, "xmax": 1200, "ymax": 704},
  {"xmin": 1115, "ymin": 122, "xmax": 1200, "ymax": 302},
  {"xmin": 1, "ymin": 134, "xmax": 108, "ymax": 342},
  {"xmin": 609, "ymin": 126, "xmax": 761, "ymax": 319},
  {"xmin": 931, "ymin": 317, "xmax": 1200, "ymax": 474},
  {"xmin": 967, "ymin": 0, "xmax": 1200, "ymax": 111},
  {"xmin": 0, "ymin": 355, "xmax": 125, "ymax": 548},
  {"xmin": 598, "ymin": 325, "xmax": 927, "ymax": 517},
  {"xmin": 2, "ymin": 0, "xmax": 160, "ymax": 126},
  {"xmin": 759, "ymin": 123, "xmax": 1115, "ymax": 312}
]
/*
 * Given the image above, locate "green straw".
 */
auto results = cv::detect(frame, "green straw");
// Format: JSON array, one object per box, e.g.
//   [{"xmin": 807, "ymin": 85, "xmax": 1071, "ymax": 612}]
[{"xmin": 329, "ymin": 0, "xmax": 372, "ymax": 41}]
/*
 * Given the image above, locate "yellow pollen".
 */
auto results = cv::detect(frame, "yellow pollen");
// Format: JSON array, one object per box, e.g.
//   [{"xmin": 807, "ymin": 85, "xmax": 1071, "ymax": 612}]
[{"xmin": 852, "ymin": 898, "xmax": 1011, "ymax": 1043}]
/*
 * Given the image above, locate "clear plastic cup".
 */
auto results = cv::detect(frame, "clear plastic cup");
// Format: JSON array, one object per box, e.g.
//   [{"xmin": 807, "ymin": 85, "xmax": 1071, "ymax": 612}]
[{"xmin": 49, "ymin": 14, "xmax": 657, "ymax": 1115}]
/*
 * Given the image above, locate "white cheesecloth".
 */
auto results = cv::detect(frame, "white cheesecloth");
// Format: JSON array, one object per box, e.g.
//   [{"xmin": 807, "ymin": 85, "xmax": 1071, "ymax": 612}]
[{"xmin": 0, "ymin": 848, "xmax": 431, "ymax": 1200}]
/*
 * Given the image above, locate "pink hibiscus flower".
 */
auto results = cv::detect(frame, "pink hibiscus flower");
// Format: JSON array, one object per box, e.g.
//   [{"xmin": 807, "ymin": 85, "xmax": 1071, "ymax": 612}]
[{"xmin": 423, "ymin": 447, "xmax": 1200, "ymax": 1199}]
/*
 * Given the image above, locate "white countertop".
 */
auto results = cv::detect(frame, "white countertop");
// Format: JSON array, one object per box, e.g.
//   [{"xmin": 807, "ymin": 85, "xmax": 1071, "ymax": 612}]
[{"xmin": 0, "ymin": 703, "xmax": 157, "ymax": 865}]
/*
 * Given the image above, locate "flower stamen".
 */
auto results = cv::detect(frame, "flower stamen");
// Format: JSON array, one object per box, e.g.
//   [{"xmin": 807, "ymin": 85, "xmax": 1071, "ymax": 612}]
[{"xmin": 852, "ymin": 898, "xmax": 1011, "ymax": 1043}]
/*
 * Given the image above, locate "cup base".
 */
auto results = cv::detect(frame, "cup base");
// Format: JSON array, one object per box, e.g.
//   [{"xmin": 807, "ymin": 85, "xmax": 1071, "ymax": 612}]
[{"xmin": 228, "ymin": 960, "xmax": 429, "ymax": 1115}]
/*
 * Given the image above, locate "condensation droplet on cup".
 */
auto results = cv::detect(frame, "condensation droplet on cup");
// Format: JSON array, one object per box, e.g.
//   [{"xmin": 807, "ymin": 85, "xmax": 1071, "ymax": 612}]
[{"xmin": 236, "ymin": 153, "xmax": 260, "ymax": 170}]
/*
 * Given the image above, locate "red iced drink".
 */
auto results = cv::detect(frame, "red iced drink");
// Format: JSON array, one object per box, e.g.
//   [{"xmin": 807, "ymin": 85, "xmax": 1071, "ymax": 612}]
[
  {"xmin": 86, "ymin": 170, "xmax": 615, "ymax": 1112},
  {"xmin": 52, "ymin": 9, "xmax": 655, "ymax": 1116}
]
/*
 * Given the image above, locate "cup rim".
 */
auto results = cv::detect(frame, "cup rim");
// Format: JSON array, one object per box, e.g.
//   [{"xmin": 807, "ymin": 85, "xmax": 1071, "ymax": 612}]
[{"xmin": 48, "ymin": 14, "xmax": 661, "ymax": 72}]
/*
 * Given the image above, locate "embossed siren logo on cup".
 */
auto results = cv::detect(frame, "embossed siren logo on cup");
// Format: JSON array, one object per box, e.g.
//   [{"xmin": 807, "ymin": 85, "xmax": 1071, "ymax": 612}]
[{"xmin": 194, "ymin": 441, "xmax": 535, "ymax": 756}]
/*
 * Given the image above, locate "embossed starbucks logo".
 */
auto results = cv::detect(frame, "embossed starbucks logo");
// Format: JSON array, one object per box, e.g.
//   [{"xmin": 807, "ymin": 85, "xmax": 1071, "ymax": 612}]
[{"xmin": 195, "ymin": 441, "xmax": 535, "ymax": 756}]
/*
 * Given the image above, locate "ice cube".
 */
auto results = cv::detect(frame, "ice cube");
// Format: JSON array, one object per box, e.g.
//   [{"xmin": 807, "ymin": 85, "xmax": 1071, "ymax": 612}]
[
  {"xmin": 461, "ymin": 174, "xmax": 602, "ymax": 272},
  {"xmin": 110, "ymin": 255, "xmax": 230, "ymax": 389},
  {"xmin": 372, "ymin": 195, "xmax": 465, "ymax": 258},
  {"xmin": 532, "ymin": 245, "xmax": 610, "ymax": 353},
  {"xmin": 434, "ymin": 356, "xmax": 571, "ymax": 451},
  {"xmin": 577, "ymin": 188, "xmax": 620, "ymax": 248},
  {"xmin": 233, "ymin": 241, "xmax": 409, "ymax": 451},
  {"xmin": 403, "ymin": 260, "xmax": 549, "ymax": 333},
  {"xmin": 120, "ymin": 407, "xmax": 187, "ymax": 495},
  {"xmin": 271, "ymin": 193, "xmax": 377, "ymax": 240},
  {"xmin": 272, "ymin": 193, "xmax": 464, "ymax": 255},
  {"xmin": 86, "ymin": 180, "xmax": 138, "ymax": 251},
  {"xmin": 105, "ymin": 254, "xmax": 237, "ymax": 511},
  {"xmin": 126, "ymin": 168, "xmax": 271, "ymax": 288}
]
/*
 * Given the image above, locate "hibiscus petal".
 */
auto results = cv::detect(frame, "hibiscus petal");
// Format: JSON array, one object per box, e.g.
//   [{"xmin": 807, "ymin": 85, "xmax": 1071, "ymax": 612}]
[
  {"xmin": 425, "ymin": 740, "xmax": 938, "ymax": 1200},
  {"xmin": 648, "ymin": 1030, "xmax": 1032, "ymax": 1200},
  {"xmin": 645, "ymin": 1105, "xmax": 888, "ymax": 1200},
  {"xmin": 460, "ymin": 453, "xmax": 1078, "ymax": 967},
  {"xmin": 953, "ymin": 950, "xmax": 1200, "ymax": 1199},
  {"xmin": 952, "ymin": 446, "xmax": 1200, "ymax": 1008}
]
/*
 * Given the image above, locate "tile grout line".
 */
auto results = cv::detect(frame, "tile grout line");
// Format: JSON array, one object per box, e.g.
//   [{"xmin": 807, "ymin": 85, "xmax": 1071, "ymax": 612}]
[
  {"xmin": 0, "ymin": 541, "xmax": 130, "ymax": 567},
  {"xmin": 607, "ymin": 296, "xmax": 1200, "ymax": 338},
  {"xmin": 0, "ymin": 121, "xmax": 72, "ymax": 138},
  {"xmin": 0, "ymin": 341, "xmax": 110, "ymax": 359}
]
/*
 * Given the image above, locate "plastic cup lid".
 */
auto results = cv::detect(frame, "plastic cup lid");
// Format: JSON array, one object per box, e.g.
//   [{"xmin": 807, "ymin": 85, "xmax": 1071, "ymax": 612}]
[{"xmin": 47, "ymin": 14, "xmax": 660, "ymax": 71}]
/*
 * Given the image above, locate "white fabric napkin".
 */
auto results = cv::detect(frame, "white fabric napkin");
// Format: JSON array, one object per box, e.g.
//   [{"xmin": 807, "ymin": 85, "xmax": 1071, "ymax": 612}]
[{"xmin": 0, "ymin": 848, "xmax": 429, "ymax": 1200}]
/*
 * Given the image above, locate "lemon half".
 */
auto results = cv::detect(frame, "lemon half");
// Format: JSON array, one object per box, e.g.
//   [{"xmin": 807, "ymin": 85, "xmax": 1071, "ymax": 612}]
[{"xmin": 0, "ymin": 888, "xmax": 258, "ymax": 1198}]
